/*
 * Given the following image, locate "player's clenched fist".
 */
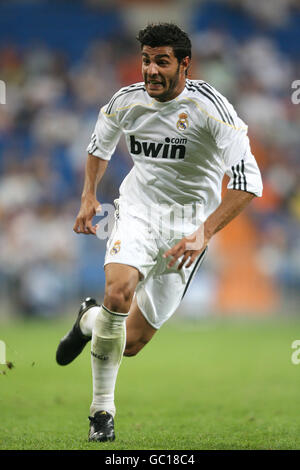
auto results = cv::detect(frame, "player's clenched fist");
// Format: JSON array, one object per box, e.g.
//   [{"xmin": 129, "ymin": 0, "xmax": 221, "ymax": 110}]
[
  {"xmin": 73, "ymin": 195, "xmax": 101, "ymax": 235},
  {"xmin": 163, "ymin": 227, "xmax": 207, "ymax": 270}
]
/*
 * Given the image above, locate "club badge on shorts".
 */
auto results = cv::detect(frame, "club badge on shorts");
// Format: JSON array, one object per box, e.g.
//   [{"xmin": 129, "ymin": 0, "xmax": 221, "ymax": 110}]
[
  {"xmin": 110, "ymin": 240, "xmax": 121, "ymax": 255},
  {"xmin": 176, "ymin": 112, "xmax": 188, "ymax": 131}
]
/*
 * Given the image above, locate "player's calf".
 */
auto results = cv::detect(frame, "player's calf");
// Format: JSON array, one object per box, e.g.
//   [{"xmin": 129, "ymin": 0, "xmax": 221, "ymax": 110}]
[
  {"xmin": 90, "ymin": 304, "xmax": 128, "ymax": 418},
  {"xmin": 123, "ymin": 339, "xmax": 148, "ymax": 357}
]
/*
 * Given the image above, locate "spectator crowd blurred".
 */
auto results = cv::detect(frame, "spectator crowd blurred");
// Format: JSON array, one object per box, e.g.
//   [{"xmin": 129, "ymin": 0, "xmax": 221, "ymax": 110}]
[{"xmin": 0, "ymin": 0, "xmax": 299, "ymax": 318}]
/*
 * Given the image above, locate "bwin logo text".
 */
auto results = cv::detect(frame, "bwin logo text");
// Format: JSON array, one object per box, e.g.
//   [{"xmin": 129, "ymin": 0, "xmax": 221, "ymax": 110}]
[{"xmin": 130, "ymin": 135, "xmax": 186, "ymax": 159}]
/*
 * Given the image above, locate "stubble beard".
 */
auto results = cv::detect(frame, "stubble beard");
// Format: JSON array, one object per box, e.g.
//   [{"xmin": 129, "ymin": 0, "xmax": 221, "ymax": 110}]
[{"xmin": 146, "ymin": 64, "xmax": 181, "ymax": 102}]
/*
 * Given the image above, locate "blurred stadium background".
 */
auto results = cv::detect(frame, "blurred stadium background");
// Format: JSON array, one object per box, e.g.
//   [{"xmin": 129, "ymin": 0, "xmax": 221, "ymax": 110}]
[{"xmin": 0, "ymin": 0, "xmax": 299, "ymax": 322}]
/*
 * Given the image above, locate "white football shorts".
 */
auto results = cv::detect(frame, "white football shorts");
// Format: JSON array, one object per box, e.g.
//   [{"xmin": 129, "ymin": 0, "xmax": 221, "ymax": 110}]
[{"xmin": 101, "ymin": 200, "xmax": 207, "ymax": 329}]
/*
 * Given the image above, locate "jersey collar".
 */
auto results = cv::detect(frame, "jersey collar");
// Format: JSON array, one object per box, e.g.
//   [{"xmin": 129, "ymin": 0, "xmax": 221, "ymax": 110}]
[{"xmin": 150, "ymin": 85, "xmax": 188, "ymax": 108}]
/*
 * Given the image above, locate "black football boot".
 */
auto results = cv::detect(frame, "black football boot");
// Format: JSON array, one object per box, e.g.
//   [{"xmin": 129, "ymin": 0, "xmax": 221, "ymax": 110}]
[
  {"xmin": 88, "ymin": 411, "xmax": 115, "ymax": 442},
  {"xmin": 56, "ymin": 297, "xmax": 98, "ymax": 366}
]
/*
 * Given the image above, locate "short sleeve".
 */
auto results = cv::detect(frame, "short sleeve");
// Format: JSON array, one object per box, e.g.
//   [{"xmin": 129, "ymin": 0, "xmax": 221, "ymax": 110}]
[
  {"xmin": 208, "ymin": 111, "xmax": 263, "ymax": 197},
  {"xmin": 86, "ymin": 104, "xmax": 122, "ymax": 161}
]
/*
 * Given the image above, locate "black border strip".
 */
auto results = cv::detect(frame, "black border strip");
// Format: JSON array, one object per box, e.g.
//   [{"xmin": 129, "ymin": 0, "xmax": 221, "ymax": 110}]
[
  {"xmin": 241, "ymin": 159, "xmax": 247, "ymax": 191},
  {"xmin": 231, "ymin": 165, "xmax": 237, "ymax": 189},
  {"xmin": 102, "ymin": 304, "xmax": 128, "ymax": 318},
  {"xmin": 181, "ymin": 247, "xmax": 208, "ymax": 300}
]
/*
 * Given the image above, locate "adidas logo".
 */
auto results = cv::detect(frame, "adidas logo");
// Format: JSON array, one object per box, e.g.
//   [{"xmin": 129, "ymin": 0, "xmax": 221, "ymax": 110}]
[{"xmin": 130, "ymin": 135, "xmax": 186, "ymax": 159}]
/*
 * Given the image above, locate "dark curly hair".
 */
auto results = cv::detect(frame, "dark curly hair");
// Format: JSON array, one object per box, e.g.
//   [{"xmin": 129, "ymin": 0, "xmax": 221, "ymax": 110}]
[{"xmin": 136, "ymin": 23, "xmax": 192, "ymax": 64}]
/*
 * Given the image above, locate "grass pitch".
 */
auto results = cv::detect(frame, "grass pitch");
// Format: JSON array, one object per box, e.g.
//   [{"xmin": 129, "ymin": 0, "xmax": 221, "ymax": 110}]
[{"xmin": 1, "ymin": 315, "xmax": 300, "ymax": 450}]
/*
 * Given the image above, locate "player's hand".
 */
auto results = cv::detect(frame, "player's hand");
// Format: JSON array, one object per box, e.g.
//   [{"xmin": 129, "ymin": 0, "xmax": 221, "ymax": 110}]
[
  {"xmin": 73, "ymin": 195, "xmax": 101, "ymax": 235},
  {"xmin": 163, "ymin": 227, "xmax": 207, "ymax": 270}
]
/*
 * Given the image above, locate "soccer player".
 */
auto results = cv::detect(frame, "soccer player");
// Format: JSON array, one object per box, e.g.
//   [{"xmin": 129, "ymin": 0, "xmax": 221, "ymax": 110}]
[{"xmin": 56, "ymin": 23, "xmax": 263, "ymax": 442}]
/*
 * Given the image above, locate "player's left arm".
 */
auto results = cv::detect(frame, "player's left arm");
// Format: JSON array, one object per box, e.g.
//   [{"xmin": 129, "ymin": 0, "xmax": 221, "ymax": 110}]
[{"xmin": 163, "ymin": 188, "xmax": 255, "ymax": 270}]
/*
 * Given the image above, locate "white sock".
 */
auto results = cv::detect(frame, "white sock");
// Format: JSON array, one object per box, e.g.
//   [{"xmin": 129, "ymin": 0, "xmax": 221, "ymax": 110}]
[
  {"xmin": 90, "ymin": 305, "xmax": 128, "ymax": 418},
  {"xmin": 79, "ymin": 306, "xmax": 101, "ymax": 337}
]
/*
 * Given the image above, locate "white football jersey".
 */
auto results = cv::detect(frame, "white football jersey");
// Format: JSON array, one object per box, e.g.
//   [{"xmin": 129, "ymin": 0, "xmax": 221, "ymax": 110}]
[{"xmin": 87, "ymin": 79, "xmax": 263, "ymax": 236}]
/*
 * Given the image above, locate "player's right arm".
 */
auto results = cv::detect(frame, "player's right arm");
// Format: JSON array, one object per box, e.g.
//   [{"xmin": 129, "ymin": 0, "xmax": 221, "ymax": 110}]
[
  {"xmin": 73, "ymin": 154, "xmax": 108, "ymax": 235},
  {"xmin": 74, "ymin": 90, "xmax": 125, "ymax": 235}
]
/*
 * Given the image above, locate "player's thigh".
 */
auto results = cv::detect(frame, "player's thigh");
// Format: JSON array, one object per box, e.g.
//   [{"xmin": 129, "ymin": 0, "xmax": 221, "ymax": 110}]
[
  {"xmin": 104, "ymin": 263, "xmax": 140, "ymax": 312},
  {"xmin": 124, "ymin": 296, "xmax": 157, "ymax": 356}
]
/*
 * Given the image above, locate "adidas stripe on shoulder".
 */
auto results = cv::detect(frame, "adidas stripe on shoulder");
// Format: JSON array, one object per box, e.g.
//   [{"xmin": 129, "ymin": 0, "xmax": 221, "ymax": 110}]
[
  {"xmin": 105, "ymin": 82, "xmax": 146, "ymax": 115},
  {"xmin": 186, "ymin": 79, "xmax": 236, "ymax": 127}
]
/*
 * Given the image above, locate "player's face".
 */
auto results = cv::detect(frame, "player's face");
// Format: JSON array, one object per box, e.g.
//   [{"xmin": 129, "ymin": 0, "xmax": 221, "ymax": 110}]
[{"xmin": 142, "ymin": 45, "xmax": 190, "ymax": 102}]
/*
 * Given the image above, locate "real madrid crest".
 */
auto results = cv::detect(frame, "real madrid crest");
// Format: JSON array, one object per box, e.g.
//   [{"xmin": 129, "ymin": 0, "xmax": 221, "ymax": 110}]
[
  {"xmin": 110, "ymin": 240, "xmax": 121, "ymax": 255},
  {"xmin": 176, "ymin": 112, "xmax": 188, "ymax": 131}
]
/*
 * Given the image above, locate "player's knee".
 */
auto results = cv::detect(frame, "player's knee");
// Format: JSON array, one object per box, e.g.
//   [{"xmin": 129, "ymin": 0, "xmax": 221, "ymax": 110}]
[
  {"xmin": 104, "ymin": 291, "xmax": 127, "ymax": 312},
  {"xmin": 104, "ymin": 282, "xmax": 134, "ymax": 313}
]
